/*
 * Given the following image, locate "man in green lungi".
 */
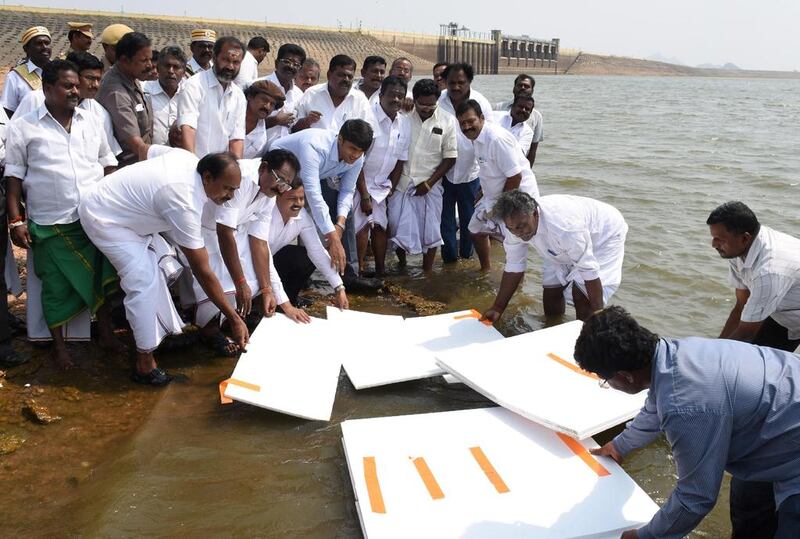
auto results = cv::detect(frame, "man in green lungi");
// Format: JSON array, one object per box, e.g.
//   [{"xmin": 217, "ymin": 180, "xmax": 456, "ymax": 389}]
[{"xmin": 4, "ymin": 59, "xmax": 120, "ymax": 368}]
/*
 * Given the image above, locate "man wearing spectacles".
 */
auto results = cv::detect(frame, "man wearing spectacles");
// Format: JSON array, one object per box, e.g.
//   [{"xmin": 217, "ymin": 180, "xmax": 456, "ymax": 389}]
[
  {"xmin": 256, "ymin": 43, "xmax": 306, "ymax": 148},
  {"xmin": 576, "ymin": 306, "xmax": 800, "ymax": 539}
]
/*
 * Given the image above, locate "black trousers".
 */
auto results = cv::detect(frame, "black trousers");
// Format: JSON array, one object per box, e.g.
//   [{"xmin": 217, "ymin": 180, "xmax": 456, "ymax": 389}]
[
  {"xmin": 730, "ymin": 317, "xmax": 799, "ymax": 538},
  {"xmin": 272, "ymin": 244, "xmax": 316, "ymax": 306}
]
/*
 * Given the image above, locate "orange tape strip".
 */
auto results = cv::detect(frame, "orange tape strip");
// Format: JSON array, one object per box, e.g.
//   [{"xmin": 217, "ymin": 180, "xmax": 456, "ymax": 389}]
[
  {"xmin": 363, "ymin": 457, "xmax": 386, "ymax": 514},
  {"xmin": 453, "ymin": 309, "xmax": 493, "ymax": 326},
  {"xmin": 412, "ymin": 457, "xmax": 445, "ymax": 499},
  {"xmin": 547, "ymin": 352, "xmax": 600, "ymax": 381},
  {"xmin": 218, "ymin": 378, "xmax": 262, "ymax": 405},
  {"xmin": 556, "ymin": 432, "xmax": 611, "ymax": 477},
  {"xmin": 469, "ymin": 446, "xmax": 510, "ymax": 493}
]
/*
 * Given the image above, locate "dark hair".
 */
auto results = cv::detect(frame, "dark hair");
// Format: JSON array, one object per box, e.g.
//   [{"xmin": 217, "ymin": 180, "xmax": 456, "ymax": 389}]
[
  {"xmin": 158, "ymin": 45, "xmax": 187, "ymax": 66},
  {"xmin": 42, "ymin": 59, "xmax": 78, "ymax": 86},
  {"xmin": 197, "ymin": 152, "xmax": 240, "ymax": 178},
  {"xmin": 262, "ymin": 148, "xmax": 301, "ymax": 175},
  {"xmin": 247, "ymin": 36, "xmax": 269, "ymax": 51},
  {"xmin": 514, "ymin": 73, "xmax": 535, "ymax": 88},
  {"xmin": 512, "ymin": 94, "xmax": 534, "ymax": 107},
  {"xmin": 329, "ymin": 54, "xmax": 356, "ymax": 72},
  {"xmin": 574, "ymin": 306, "xmax": 659, "ymax": 379},
  {"xmin": 379, "ymin": 75, "xmax": 407, "ymax": 95},
  {"xmin": 65, "ymin": 51, "xmax": 103, "ymax": 73},
  {"xmin": 338, "ymin": 119, "xmax": 373, "ymax": 152},
  {"xmin": 116, "ymin": 32, "xmax": 151, "ymax": 61},
  {"xmin": 455, "ymin": 98, "xmax": 483, "ymax": 118},
  {"xmin": 213, "ymin": 36, "xmax": 245, "ymax": 58},
  {"xmin": 362, "ymin": 55, "xmax": 386, "ymax": 70},
  {"xmin": 277, "ymin": 43, "xmax": 306, "ymax": 63},
  {"xmin": 301, "ymin": 58, "xmax": 320, "ymax": 70},
  {"xmin": 412, "ymin": 78, "xmax": 440, "ymax": 100},
  {"xmin": 443, "ymin": 62, "xmax": 474, "ymax": 82},
  {"xmin": 432, "ymin": 62, "xmax": 448, "ymax": 71},
  {"xmin": 706, "ymin": 201, "xmax": 760, "ymax": 236}
]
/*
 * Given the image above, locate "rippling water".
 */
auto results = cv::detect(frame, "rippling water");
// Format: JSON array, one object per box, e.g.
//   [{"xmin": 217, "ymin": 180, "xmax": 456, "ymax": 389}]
[{"xmin": 15, "ymin": 75, "xmax": 799, "ymax": 538}]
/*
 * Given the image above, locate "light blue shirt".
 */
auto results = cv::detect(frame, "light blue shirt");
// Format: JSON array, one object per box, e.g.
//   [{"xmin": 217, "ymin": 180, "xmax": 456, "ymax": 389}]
[
  {"xmin": 613, "ymin": 337, "xmax": 800, "ymax": 539},
  {"xmin": 271, "ymin": 128, "xmax": 364, "ymax": 235}
]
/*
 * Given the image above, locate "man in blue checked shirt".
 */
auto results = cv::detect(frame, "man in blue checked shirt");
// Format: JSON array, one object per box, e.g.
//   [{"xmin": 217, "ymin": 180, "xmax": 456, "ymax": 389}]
[{"xmin": 575, "ymin": 306, "xmax": 800, "ymax": 539}]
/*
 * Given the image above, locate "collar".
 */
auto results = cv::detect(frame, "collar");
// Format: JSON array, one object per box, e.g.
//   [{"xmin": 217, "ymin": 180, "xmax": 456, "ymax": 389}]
[
  {"xmin": 373, "ymin": 100, "xmax": 395, "ymax": 126},
  {"xmin": 109, "ymin": 64, "xmax": 139, "ymax": 92},
  {"xmin": 36, "ymin": 102, "xmax": 84, "ymax": 122},
  {"xmin": 741, "ymin": 228, "xmax": 766, "ymax": 269},
  {"xmin": 266, "ymin": 71, "xmax": 295, "ymax": 93},
  {"xmin": 326, "ymin": 84, "xmax": 354, "ymax": 103},
  {"xmin": 329, "ymin": 133, "xmax": 341, "ymax": 163},
  {"xmin": 474, "ymin": 121, "xmax": 492, "ymax": 144},
  {"xmin": 27, "ymin": 58, "xmax": 43, "ymax": 74}
]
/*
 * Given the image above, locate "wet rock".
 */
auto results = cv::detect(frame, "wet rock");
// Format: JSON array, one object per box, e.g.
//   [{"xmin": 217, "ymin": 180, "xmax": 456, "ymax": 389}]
[
  {"xmin": 59, "ymin": 387, "xmax": 82, "ymax": 402},
  {"xmin": 22, "ymin": 402, "xmax": 62, "ymax": 424},
  {"xmin": 0, "ymin": 432, "xmax": 25, "ymax": 454},
  {"xmin": 386, "ymin": 284, "xmax": 447, "ymax": 315}
]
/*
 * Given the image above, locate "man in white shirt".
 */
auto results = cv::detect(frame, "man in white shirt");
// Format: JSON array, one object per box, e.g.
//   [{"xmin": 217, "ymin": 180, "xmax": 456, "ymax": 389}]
[
  {"xmin": 494, "ymin": 74, "xmax": 543, "ymax": 166},
  {"xmin": 2, "ymin": 26, "xmax": 52, "ymax": 117},
  {"xmin": 5, "ymin": 60, "xmax": 120, "ymax": 368},
  {"xmin": 357, "ymin": 55, "xmax": 387, "ymax": 105},
  {"xmin": 353, "ymin": 76, "xmax": 410, "ymax": 276},
  {"xmin": 496, "ymin": 95, "xmax": 534, "ymax": 155},
  {"xmin": 708, "ymin": 201, "xmax": 800, "ymax": 352},
  {"xmin": 388, "ymin": 78, "xmax": 457, "ymax": 272},
  {"xmin": 143, "ymin": 46, "xmax": 186, "ymax": 146},
  {"xmin": 178, "ymin": 36, "xmax": 246, "ymax": 158},
  {"xmin": 257, "ymin": 43, "xmax": 306, "ymax": 149},
  {"xmin": 295, "ymin": 58, "xmax": 320, "ymax": 93},
  {"xmin": 438, "ymin": 62, "xmax": 494, "ymax": 264},
  {"xmin": 293, "ymin": 54, "xmax": 373, "ymax": 133},
  {"xmin": 186, "ymin": 29, "xmax": 216, "ymax": 77},
  {"xmin": 481, "ymin": 190, "xmax": 628, "ymax": 324},
  {"xmin": 456, "ymin": 99, "xmax": 539, "ymax": 270},
  {"xmin": 234, "ymin": 36, "xmax": 269, "ymax": 89},
  {"xmin": 78, "ymin": 150, "xmax": 249, "ymax": 385}
]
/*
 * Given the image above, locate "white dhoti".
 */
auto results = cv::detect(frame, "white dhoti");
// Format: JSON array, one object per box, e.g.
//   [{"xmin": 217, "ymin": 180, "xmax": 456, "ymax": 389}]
[
  {"xmin": 80, "ymin": 212, "xmax": 185, "ymax": 353},
  {"xmin": 387, "ymin": 183, "xmax": 444, "ymax": 255},
  {"xmin": 24, "ymin": 253, "xmax": 91, "ymax": 341},
  {"xmin": 5, "ymin": 239, "xmax": 22, "ymax": 296},
  {"xmin": 543, "ymin": 231, "xmax": 627, "ymax": 306},
  {"xmin": 352, "ymin": 195, "xmax": 388, "ymax": 234}
]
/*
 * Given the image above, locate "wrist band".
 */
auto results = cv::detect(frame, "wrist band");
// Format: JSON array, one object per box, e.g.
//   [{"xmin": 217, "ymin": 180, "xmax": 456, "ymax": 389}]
[
  {"xmin": 9, "ymin": 220, "xmax": 26, "ymax": 229},
  {"xmin": 8, "ymin": 215, "xmax": 24, "ymax": 225},
  {"xmin": 235, "ymin": 276, "xmax": 247, "ymax": 286}
]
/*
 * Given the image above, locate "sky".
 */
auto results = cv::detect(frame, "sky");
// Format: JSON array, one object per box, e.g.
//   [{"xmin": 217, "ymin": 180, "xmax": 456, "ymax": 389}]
[{"xmin": 16, "ymin": 0, "xmax": 800, "ymax": 71}]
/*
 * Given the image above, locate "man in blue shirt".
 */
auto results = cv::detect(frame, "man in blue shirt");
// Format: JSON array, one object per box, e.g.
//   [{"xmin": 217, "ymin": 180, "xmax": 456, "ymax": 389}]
[
  {"xmin": 271, "ymin": 120, "xmax": 374, "ymax": 287},
  {"xmin": 574, "ymin": 306, "xmax": 800, "ymax": 539}
]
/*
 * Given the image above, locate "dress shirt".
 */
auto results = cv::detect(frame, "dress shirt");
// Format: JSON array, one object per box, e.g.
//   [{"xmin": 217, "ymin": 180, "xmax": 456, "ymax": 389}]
[
  {"xmin": 271, "ymin": 128, "xmax": 364, "ymax": 235},
  {"xmin": 295, "ymin": 83, "xmax": 374, "ymax": 132},
  {"xmin": 243, "ymin": 119, "xmax": 268, "ymax": 158},
  {"xmin": 502, "ymin": 195, "xmax": 627, "ymax": 275},
  {"xmin": 497, "ymin": 111, "xmax": 533, "ymax": 154},
  {"xmin": 398, "ymin": 107, "xmax": 458, "ymax": 192},
  {"xmin": 186, "ymin": 57, "xmax": 212, "ymax": 76},
  {"xmin": 78, "ymin": 149, "xmax": 208, "ymax": 249},
  {"xmin": 362, "ymin": 101, "xmax": 410, "ymax": 201},
  {"xmin": 260, "ymin": 72, "xmax": 304, "ymax": 148},
  {"xmin": 234, "ymin": 50, "xmax": 259, "ymax": 89},
  {"xmin": 268, "ymin": 205, "xmax": 342, "ymax": 304},
  {"xmin": 472, "ymin": 121, "xmax": 538, "ymax": 201},
  {"xmin": 96, "ymin": 64, "xmax": 153, "ymax": 166},
  {"xmin": 494, "ymin": 100, "xmax": 544, "ymax": 143},
  {"xmin": 438, "ymin": 88, "xmax": 493, "ymax": 184},
  {"xmin": 727, "ymin": 225, "xmax": 800, "ymax": 337},
  {"xmin": 177, "ymin": 68, "xmax": 246, "ymax": 157},
  {"xmin": 142, "ymin": 79, "xmax": 182, "ymax": 146},
  {"xmin": 612, "ymin": 337, "xmax": 800, "ymax": 539},
  {"xmin": 0, "ymin": 59, "xmax": 42, "ymax": 113}
]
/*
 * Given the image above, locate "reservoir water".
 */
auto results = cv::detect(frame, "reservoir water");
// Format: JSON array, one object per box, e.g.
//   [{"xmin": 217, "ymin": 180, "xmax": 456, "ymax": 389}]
[{"xmin": 4, "ymin": 74, "xmax": 799, "ymax": 537}]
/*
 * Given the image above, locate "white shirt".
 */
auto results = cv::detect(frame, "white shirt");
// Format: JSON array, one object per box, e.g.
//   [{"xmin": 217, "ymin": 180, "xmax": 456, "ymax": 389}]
[
  {"xmin": 79, "ymin": 149, "xmax": 208, "ymax": 249},
  {"xmin": 0, "ymin": 59, "xmax": 42, "ymax": 113},
  {"xmin": 234, "ymin": 50, "xmax": 260, "ymax": 89},
  {"xmin": 5, "ymin": 105, "xmax": 117, "ymax": 225},
  {"xmin": 472, "ymin": 121, "xmax": 539, "ymax": 202},
  {"xmin": 438, "ymin": 88, "xmax": 494, "ymax": 184},
  {"xmin": 728, "ymin": 225, "xmax": 800, "ymax": 337},
  {"xmin": 362, "ymin": 101, "xmax": 410, "ymax": 201},
  {"xmin": 503, "ymin": 195, "xmax": 628, "ymax": 276},
  {"xmin": 143, "ymin": 79, "xmax": 182, "ymax": 146},
  {"xmin": 243, "ymin": 119, "xmax": 268, "ymax": 158},
  {"xmin": 210, "ymin": 158, "xmax": 274, "ymax": 242},
  {"xmin": 495, "ymin": 100, "xmax": 543, "ymax": 143},
  {"xmin": 295, "ymin": 82, "xmax": 374, "ymax": 132},
  {"xmin": 177, "ymin": 68, "xmax": 246, "ymax": 157},
  {"xmin": 398, "ymin": 107, "xmax": 458, "ymax": 192},
  {"xmin": 186, "ymin": 57, "xmax": 212, "ymax": 76},
  {"xmin": 260, "ymin": 71, "xmax": 304, "ymax": 148},
  {"xmin": 268, "ymin": 205, "xmax": 343, "ymax": 304},
  {"xmin": 497, "ymin": 111, "xmax": 533, "ymax": 155}
]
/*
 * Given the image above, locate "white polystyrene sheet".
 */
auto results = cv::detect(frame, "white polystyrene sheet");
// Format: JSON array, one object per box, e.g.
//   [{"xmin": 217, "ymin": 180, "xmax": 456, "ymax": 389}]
[
  {"xmin": 223, "ymin": 314, "xmax": 341, "ymax": 421},
  {"xmin": 436, "ymin": 321, "xmax": 647, "ymax": 439},
  {"xmin": 341, "ymin": 407, "xmax": 658, "ymax": 539}
]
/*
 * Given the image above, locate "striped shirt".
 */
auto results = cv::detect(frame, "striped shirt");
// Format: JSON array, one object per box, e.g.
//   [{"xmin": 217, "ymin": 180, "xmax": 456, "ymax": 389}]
[
  {"xmin": 612, "ymin": 337, "xmax": 800, "ymax": 539},
  {"xmin": 728, "ymin": 225, "xmax": 800, "ymax": 338}
]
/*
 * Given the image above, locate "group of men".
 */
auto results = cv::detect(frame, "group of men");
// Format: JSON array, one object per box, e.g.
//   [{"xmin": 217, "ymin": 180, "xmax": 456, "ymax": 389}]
[{"xmin": 1, "ymin": 20, "xmax": 800, "ymax": 539}]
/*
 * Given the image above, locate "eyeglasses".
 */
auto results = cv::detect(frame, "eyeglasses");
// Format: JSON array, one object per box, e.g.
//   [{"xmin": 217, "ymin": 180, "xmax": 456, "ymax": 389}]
[
  {"xmin": 270, "ymin": 169, "xmax": 292, "ymax": 192},
  {"xmin": 278, "ymin": 58, "xmax": 302, "ymax": 69}
]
